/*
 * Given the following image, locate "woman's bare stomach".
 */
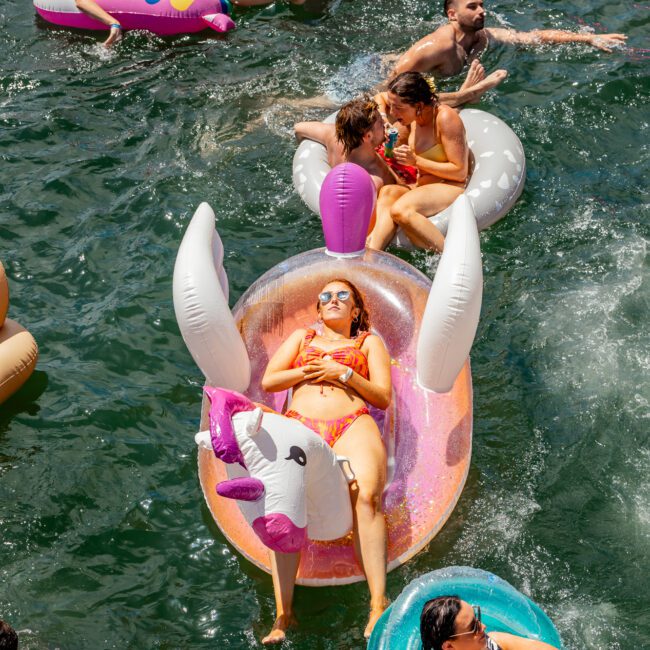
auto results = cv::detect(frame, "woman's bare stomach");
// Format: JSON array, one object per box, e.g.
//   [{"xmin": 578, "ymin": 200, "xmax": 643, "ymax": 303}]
[
  {"xmin": 287, "ymin": 382, "xmax": 367, "ymax": 419},
  {"xmin": 416, "ymin": 173, "xmax": 466, "ymax": 189}
]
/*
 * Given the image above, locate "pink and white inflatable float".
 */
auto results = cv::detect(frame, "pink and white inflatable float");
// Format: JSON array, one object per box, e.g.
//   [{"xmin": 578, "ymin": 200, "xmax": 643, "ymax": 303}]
[
  {"xmin": 174, "ymin": 163, "xmax": 483, "ymax": 585},
  {"xmin": 33, "ymin": 0, "xmax": 236, "ymax": 36}
]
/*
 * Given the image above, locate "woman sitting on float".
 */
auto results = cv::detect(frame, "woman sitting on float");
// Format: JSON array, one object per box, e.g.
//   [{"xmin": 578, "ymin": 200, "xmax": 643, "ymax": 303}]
[
  {"xmin": 260, "ymin": 278, "xmax": 391, "ymax": 644},
  {"xmin": 368, "ymin": 72, "xmax": 469, "ymax": 252}
]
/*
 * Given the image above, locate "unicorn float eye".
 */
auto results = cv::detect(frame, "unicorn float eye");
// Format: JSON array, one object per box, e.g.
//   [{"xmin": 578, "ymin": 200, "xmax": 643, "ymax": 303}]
[{"xmin": 285, "ymin": 446, "xmax": 307, "ymax": 467}]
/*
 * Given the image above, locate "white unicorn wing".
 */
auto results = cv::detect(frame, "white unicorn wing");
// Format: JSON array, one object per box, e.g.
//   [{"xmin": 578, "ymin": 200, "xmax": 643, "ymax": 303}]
[
  {"xmin": 173, "ymin": 202, "xmax": 250, "ymax": 391},
  {"xmin": 416, "ymin": 195, "xmax": 483, "ymax": 393}
]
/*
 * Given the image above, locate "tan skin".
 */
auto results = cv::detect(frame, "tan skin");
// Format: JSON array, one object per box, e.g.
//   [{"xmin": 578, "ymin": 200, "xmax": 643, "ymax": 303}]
[
  {"xmin": 75, "ymin": 0, "xmax": 121, "ymax": 47},
  {"xmin": 294, "ymin": 115, "xmax": 403, "ymax": 195},
  {"xmin": 260, "ymin": 281, "xmax": 392, "ymax": 644},
  {"xmin": 367, "ymin": 93, "xmax": 468, "ymax": 252},
  {"xmin": 394, "ymin": 0, "xmax": 627, "ymax": 81},
  {"xmin": 440, "ymin": 600, "xmax": 559, "ymax": 650}
]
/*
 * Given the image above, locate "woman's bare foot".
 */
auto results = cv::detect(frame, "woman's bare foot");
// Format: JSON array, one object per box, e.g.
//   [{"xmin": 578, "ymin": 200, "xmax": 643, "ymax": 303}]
[
  {"xmin": 262, "ymin": 614, "xmax": 297, "ymax": 645},
  {"xmin": 364, "ymin": 599, "xmax": 389, "ymax": 639},
  {"xmin": 463, "ymin": 68, "xmax": 508, "ymax": 103},
  {"xmin": 460, "ymin": 59, "xmax": 486, "ymax": 90}
]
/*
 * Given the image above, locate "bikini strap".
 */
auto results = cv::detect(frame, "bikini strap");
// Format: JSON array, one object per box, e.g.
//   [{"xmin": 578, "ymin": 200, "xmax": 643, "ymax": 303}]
[
  {"xmin": 354, "ymin": 331, "xmax": 371, "ymax": 348},
  {"xmin": 303, "ymin": 328, "xmax": 316, "ymax": 345}
]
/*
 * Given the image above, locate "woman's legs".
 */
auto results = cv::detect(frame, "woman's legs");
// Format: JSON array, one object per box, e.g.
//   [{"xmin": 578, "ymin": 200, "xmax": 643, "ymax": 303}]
[
  {"xmin": 262, "ymin": 551, "xmax": 300, "ymax": 645},
  {"xmin": 390, "ymin": 183, "xmax": 464, "ymax": 251},
  {"xmin": 367, "ymin": 185, "xmax": 410, "ymax": 250},
  {"xmin": 333, "ymin": 414, "xmax": 388, "ymax": 637}
]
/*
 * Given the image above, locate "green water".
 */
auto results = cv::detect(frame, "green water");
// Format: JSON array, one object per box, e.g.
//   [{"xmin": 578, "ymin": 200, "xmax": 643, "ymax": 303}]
[{"xmin": 1, "ymin": 1, "xmax": 648, "ymax": 648}]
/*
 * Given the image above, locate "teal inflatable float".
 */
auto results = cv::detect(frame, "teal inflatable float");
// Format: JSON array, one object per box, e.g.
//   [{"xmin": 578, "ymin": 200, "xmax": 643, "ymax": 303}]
[{"xmin": 368, "ymin": 567, "xmax": 562, "ymax": 649}]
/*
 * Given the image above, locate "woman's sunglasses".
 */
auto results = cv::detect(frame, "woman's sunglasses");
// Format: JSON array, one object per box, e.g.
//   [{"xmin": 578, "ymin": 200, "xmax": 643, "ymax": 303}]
[
  {"xmin": 318, "ymin": 290, "xmax": 351, "ymax": 305},
  {"xmin": 449, "ymin": 605, "xmax": 482, "ymax": 638}
]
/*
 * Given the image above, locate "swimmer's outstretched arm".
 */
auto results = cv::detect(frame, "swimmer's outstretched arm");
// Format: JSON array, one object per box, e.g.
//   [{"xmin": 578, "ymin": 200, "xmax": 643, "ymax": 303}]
[{"xmin": 487, "ymin": 28, "xmax": 627, "ymax": 53}]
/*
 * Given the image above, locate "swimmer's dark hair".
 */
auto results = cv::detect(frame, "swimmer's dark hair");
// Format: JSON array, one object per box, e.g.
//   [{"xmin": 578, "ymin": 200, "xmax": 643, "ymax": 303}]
[
  {"xmin": 0, "ymin": 620, "xmax": 18, "ymax": 650},
  {"xmin": 420, "ymin": 596, "xmax": 462, "ymax": 650},
  {"xmin": 316, "ymin": 278, "xmax": 370, "ymax": 338},
  {"xmin": 388, "ymin": 72, "xmax": 438, "ymax": 108},
  {"xmin": 335, "ymin": 96, "xmax": 380, "ymax": 157}
]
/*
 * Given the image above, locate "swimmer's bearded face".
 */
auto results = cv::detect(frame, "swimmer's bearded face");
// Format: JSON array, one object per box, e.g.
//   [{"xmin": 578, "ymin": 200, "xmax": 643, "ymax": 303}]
[{"xmin": 449, "ymin": 0, "xmax": 486, "ymax": 32}]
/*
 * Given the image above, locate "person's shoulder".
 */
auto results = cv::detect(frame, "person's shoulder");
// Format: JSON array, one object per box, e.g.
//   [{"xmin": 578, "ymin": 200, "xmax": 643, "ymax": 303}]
[
  {"xmin": 289, "ymin": 328, "xmax": 311, "ymax": 343},
  {"xmin": 415, "ymin": 24, "xmax": 456, "ymax": 52},
  {"xmin": 361, "ymin": 332, "xmax": 387, "ymax": 350},
  {"xmin": 436, "ymin": 103, "xmax": 463, "ymax": 127},
  {"xmin": 395, "ymin": 24, "xmax": 455, "ymax": 72}
]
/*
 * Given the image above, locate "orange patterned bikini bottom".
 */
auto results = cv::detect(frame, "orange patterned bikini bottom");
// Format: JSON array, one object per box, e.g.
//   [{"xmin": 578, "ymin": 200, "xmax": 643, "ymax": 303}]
[{"xmin": 284, "ymin": 405, "xmax": 370, "ymax": 448}]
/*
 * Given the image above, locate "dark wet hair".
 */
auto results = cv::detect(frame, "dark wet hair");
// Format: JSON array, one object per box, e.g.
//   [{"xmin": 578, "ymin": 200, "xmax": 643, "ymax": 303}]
[
  {"xmin": 316, "ymin": 278, "xmax": 370, "ymax": 338},
  {"xmin": 335, "ymin": 96, "xmax": 380, "ymax": 157},
  {"xmin": 420, "ymin": 596, "xmax": 462, "ymax": 650},
  {"xmin": 0, "ymin": 620, "xmax": 18, "ymax": 650},
  {"xmin": 387, "ymin": 72, "xmax": 438, "ymax": 108}
]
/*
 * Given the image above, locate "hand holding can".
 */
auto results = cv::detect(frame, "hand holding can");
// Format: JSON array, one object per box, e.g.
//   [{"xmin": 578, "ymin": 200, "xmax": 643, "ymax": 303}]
[{"xmin": 384, "ymin": 128, "xmax": 399, "ymax": 158}]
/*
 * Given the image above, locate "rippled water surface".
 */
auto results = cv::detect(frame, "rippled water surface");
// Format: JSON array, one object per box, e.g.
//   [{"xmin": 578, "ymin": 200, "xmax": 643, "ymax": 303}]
[{"xmin": 1, "ymin": 1, "xmax": 648, "ymax": 648}]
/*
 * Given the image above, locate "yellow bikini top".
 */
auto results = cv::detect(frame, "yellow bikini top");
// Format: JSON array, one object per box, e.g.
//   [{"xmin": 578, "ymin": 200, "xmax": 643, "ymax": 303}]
[{"xmin": 417, "ymin": 142, "xmax": 448, "ymax": 163}]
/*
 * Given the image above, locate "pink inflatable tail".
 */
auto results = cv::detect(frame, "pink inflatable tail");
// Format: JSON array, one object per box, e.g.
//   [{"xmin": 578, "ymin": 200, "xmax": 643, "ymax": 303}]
[{"xmin": 201, "ymin": 13, "xmax": 236, "ymax": 33}]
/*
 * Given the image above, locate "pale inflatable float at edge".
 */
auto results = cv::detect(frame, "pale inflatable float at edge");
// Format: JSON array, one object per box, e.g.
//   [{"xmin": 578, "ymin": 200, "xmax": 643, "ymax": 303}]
[{"xmin": 0, "ymin": 261, "xmax": 39, "ymax": 404}]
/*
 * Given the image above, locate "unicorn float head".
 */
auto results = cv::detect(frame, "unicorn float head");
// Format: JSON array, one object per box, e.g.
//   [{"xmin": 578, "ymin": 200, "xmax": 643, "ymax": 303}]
[
  {"xmin": 33, "ymin": 0, "xmax": 236, "ymax": 36},
  {"xmin": 195, "ymin": 387, "xmax": 353, "ymax": 553}
]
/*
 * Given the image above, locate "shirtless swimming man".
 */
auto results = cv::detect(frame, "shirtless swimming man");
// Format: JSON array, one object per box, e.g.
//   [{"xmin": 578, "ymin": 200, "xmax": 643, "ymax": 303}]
[{"xmin": 390, "ymin": 0, "xmax": 627, "ymax": 106}]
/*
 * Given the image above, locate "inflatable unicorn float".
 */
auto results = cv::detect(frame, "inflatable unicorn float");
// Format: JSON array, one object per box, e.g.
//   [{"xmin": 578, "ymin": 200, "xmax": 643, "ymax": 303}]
[
  {"xmin": 173, "ymin": 163, "xmax": 483, "ymax": 585},
  {"xmin": 34, "ymin": 0, "xmax": 237, "ymax": 35}
]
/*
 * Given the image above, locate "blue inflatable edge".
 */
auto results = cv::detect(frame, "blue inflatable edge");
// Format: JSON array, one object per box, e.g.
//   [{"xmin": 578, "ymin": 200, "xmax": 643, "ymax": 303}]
[{"xmin": 368, "ymin": 567, "xmax": 563, "ymax": 650}]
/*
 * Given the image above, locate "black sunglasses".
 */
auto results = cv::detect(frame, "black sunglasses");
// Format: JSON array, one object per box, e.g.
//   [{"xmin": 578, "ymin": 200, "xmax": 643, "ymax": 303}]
[{"xmin": 449, "ymin": 605, "xmax": 482, "ymax": 638}]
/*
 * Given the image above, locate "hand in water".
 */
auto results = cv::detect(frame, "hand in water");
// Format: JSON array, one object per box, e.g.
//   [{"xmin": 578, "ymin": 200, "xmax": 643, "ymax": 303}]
[
  {"xmin": 104, "ymin": 24, "xmax": 122, "ymax": 48},
  {"xmin": 590, "ymin": 33, "xmax": 627, "ymax": 52}
]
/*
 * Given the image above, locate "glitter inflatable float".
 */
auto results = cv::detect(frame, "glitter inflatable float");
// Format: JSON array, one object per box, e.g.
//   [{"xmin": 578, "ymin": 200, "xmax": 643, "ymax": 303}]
[
  {"xmin": 33, "ymin": 0, "xmax": 235, "ymax": 35},
  {"xmin": 368, "ymin": 566, "xmax": 563, "ymax": 649},
  {"xmin": 0, "ymin": 262, "xmax": 38, "ymax": 405},
  {"xmin": 173, "ymin": 164, "xmax": 482, "ymax": 585},
  {"xmin": 292, "ymin": 109, "xmax": 526, "ymax": 248}
]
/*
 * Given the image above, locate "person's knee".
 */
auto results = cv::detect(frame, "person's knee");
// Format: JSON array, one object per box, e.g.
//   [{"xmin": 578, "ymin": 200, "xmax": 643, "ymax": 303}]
[
  {"xmin": 355, "ymin": 485, "xmax": 383, "ymax": 515},
  {"xmin": 379, "ymin": 185, "xmax": 404, "ymax": 201},
  {"xmin": 390, "ymin": 203, "xmax": 412, "ymax": 225}
]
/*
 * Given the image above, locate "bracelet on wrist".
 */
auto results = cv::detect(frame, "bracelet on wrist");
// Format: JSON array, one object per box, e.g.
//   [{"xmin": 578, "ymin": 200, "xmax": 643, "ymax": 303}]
[{"xmin": 338, "ymin": 367, "xmax": 353, "ymax": 384}]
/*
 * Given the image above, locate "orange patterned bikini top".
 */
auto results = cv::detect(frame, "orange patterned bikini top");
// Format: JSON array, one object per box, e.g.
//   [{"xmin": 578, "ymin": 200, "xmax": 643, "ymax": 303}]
[{"xmin": 292, "ymin": 329, "xmax": 371, "ymax": 379}]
